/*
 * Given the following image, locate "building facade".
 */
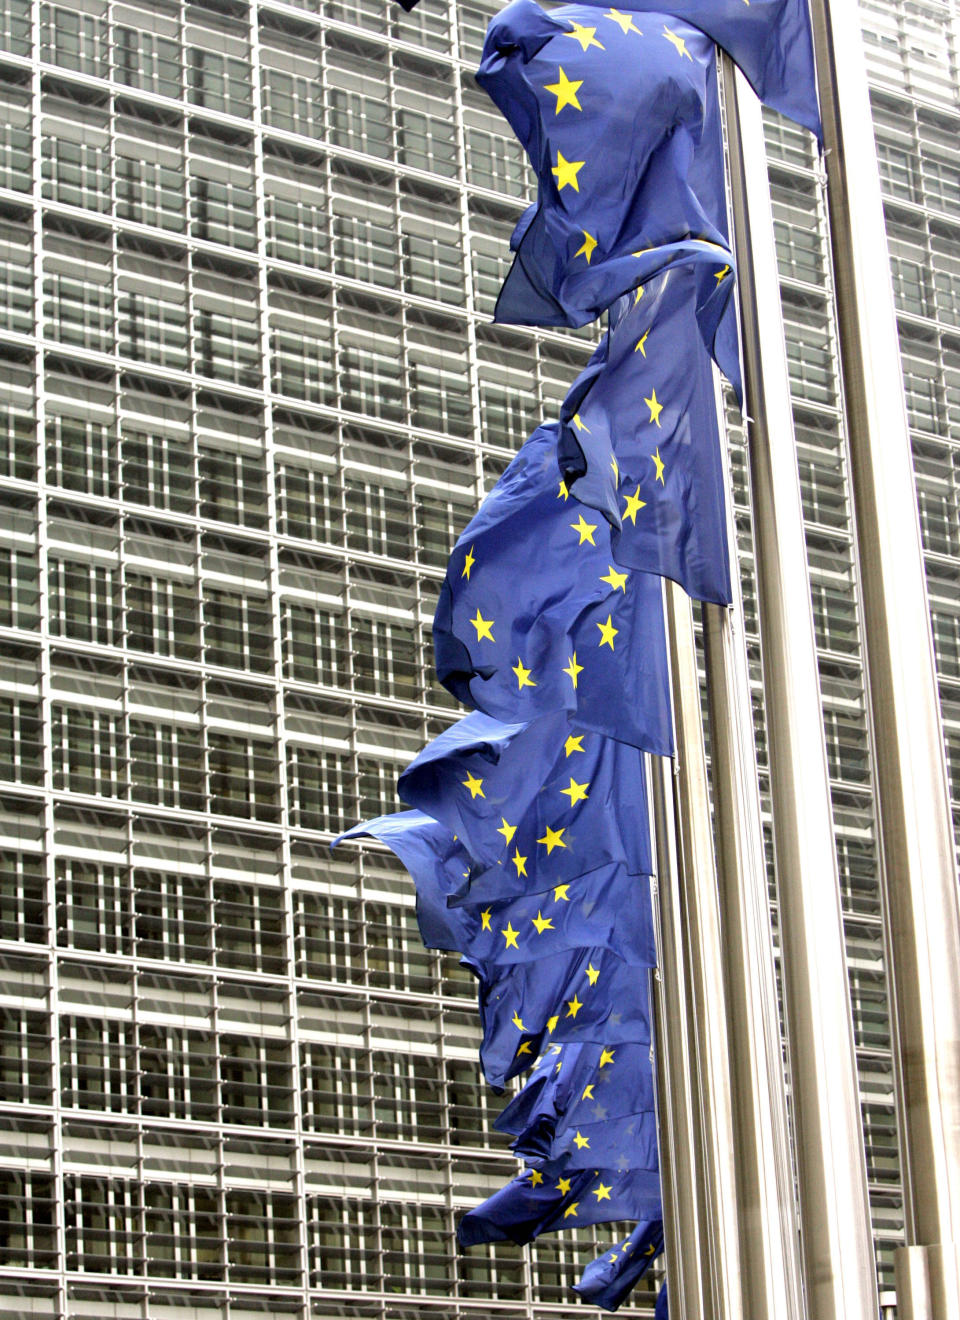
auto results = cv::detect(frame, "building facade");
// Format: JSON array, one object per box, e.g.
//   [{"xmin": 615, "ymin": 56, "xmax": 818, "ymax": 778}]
[{"xmin": 0, "ymin": 0, "xmax": 956, "ymax": 1316}]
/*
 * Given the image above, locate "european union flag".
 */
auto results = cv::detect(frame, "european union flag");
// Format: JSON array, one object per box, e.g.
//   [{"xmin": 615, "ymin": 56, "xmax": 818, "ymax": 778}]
[
  {"xmin": 433, "ymin": 423, "xmax": 673, "ymax": 756},
  {"xmin": 336, "ymin": 810, "xmax": 654, "ymax": 969},
  {"xmin": 449, "ymin": 863, "xmax": 655, "ymax": 968},
  {"xmin": 333, "ymin": 809, "xmax": 474, "ymax": 952},
  {"xmin": 558, "ymin": 257, "xmax": 732, "ymax": 604},
  {"xmin": 478, "ymin": 0, "xmax": 730, "ymax": 328},
  {"xmin": 457, "ymin": 1162, "xmax": 662, "ymax": 1246},
  {"xmin": 471, "ymin": 946, "xmax": 653, "ymax": 1087},
  {"xmin": 398, "ymin": 711, "xmax": 653, "ymax": 893},
  {"xmin": 573, "ymin": 1219, "xmax": 665, "ymax": 1311},
  {"xmin": 570, "ymin": 0, "xmax": 822, "ymax": 140},
  {"xmin": 496, "ymin": 1040, "xmax": 657, "ymax": 1141}
]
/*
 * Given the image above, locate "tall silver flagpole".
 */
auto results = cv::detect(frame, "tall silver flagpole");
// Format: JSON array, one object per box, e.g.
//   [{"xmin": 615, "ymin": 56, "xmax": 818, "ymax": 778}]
[
  {"xmin": 810, "ymin": 4, "xmax": 960, "ymax": 1314},
  {"xmin": 650, "ymin": 751, "xmax": 708, "ymax": 1320},
  {"xmin": 663, "ymin": 581, "xmax": 744, "ymax": 1320},
  {"xmin": 719, "ymin": 54, "xmax": 880, "ymax": 1320}
]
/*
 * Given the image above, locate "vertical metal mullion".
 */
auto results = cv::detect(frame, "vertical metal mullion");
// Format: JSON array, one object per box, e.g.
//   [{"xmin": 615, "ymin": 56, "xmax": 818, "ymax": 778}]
[
  {"xmin": 29, "ymin": 0, "xmax": 68, "ymax": 1311},
  {"xmin": 248, "ymin": 4, "xmax": 311, "ymax": 1313}
]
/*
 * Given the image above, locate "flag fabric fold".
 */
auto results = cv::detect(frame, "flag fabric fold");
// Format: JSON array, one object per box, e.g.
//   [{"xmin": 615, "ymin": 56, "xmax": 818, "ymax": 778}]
[
  {"xmin": 398, "ymin": 709, "xmax": 653, "ymax": 887},
  {"xmin": 566, "ymin": 0, "xmax": 821, "ymax": 140},
  {"xmin": 573, "ymin": 1219, "xmax": 665, "ymax": 1310},
  {"xmin": 557, "ymin": 260, "xmax": 733, "ymax": 604},
  {"xmin": 477, "ymin": 0, "xmax": 731, "ymax": 330},
  {"xmin": 457, "ymin": 1161, "xmax": 663, "ymax": 1246},
  {"xmin": 433, "ymin": 423, "xmax": 674, "ymax": 756}
]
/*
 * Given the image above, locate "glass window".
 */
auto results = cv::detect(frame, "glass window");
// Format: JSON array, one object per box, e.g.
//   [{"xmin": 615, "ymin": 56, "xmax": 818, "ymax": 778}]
[
  {"xmin": 51, "ymin": 706, "xmax": 124, "ymax": 797},
  {"xmin": 49, "ymin": 557, "xmax": 122, "ymax": 646},
  {"xmin": 0, "ymin": 1172, "xmax": 57, "ymax": 1269},
  {"xmin": 208, "ymin": 734, "xmax": 280, "ymax": 823},
  {"xmin": 0, "ymin": 219, "xmax": 33, "ymax": 336},
  {"xmin": 0, "ymin": 696, "xmax": 43, "ymax": 786},
  {"xmin": 0, "ymin": 850, "xmax": 46, "ymax": 944}
]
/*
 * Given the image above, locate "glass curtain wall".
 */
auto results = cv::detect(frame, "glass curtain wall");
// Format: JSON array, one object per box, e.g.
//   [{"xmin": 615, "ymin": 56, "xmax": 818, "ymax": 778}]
[{"xmin": 0, "ymin": 0, "xmax": 956, "ymax": 1316}]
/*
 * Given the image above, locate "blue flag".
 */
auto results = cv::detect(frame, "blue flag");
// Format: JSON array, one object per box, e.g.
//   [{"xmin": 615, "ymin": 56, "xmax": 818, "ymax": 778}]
[
  {"xmin": 569, "ymin": 0, "xmax": 822, "ymax": 140},
  {"xmin": 471, "ymin": 946, "xmax": 654, "ymax": 1087},
  {"xmin": 398, "ymin": 711, "xmax": 653, "ymax": 888},
  {"xmin": 573, "ymin": 1219, "xmax": 665, "ymax": 1311},
  {"xmin": 478, "ymin": 1, "xmax": 731, "ymax": 329},
  {"xmin": 457, "ymin": 1161, "xmax": 662, "ymax": 1246},
  {"xmin": 515, "ymin": 1102, "xmax": 659, "ymax": 1169},
  {"xmin": 433, "ymin": 423, "xmax": 673, "ymax": 756},
  {"xmin": 451, "ymin": 864, "xmax": 655, "ymax": 968},
  {"xmin": 657, "ymin": 1280, "xmax": 670, "ymax": 1318},
  {"xmin": 496, "ymin": 1041, "xmax": 657, "ymax": 1141},
  {"xmin": 558, "ymin": 259, "xmax": 732, "ymax": 604},
  {"xmin": 336, "ymin": 811, "xmax": 654, "ymax": 968}
]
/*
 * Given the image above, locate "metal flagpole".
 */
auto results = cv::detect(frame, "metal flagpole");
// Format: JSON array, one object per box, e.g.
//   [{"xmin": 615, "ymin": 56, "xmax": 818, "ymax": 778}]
[
  {"xmin": 662, "ymin": 580, "xmax": 744, "ymax": 1320},
  {"xmin": 809, "ymin": 4, "xmax": 960, "ymax": 1314},
  {"xmin": 650, "ymin": 750, "xmax": 708, "ymax": 1320},
  {"xmin": 718, "ymin": 53, "xmax": 880, "ymax": 1320}
]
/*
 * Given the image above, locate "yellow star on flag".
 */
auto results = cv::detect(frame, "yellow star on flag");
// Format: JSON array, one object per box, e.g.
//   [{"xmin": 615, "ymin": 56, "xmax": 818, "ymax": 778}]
[
  {"xmin": 512, "ymin": 657, "xmax": 536, "ymax": 689},
  {"xmin": 644, "ymin": 388, "xmax": 664, "ymax": 426},
  {"xmin": 512, "ymin": 849, "xmax": 528, "ymax": 877},
  {"xmin": 462, "ymin": 772, "xmax": 485, "ymax": 799},
  {"xmin": 582, "ymin": 1083, "xmax": 595, "ymax": 1100},
  {"xmin": 547, "ymin": 1014, "xmax": 559, "ymax": 1033},
  {"xmin": 605, "ymin": 7, "xmax": 642, "ymax": 34},
  {"xmin": 564, "ymin": 734, "xmax": 585, "ymax": 757},
  {"xmin": 544, "ymin": 66, "xmax": 583, "ymax": 113},
  {"xmin": 635, "ymin": 329, "xmax": 650, "ymax": 357},
  {"xmin": 563, "ymin": 653, "xmax": 584, "ymax": 689},
  {"xmin": 593, "ymin": 1182, "xmax": 613, "ymax": 1202},
  {"xmin": 601, "ymin": 564, "xmax": 628, "ymax": 592},
  {"xmin": 556, "ymin": 1176, "xmax": 573, "ymax": 1194},
  {"xmin": 561, "ymin": 777, "xmax": 589, "ymax": 805},
  {"xmin": 566, "ymin": 994, "xmax": 583, "ymax": 1018},
  {"xmin": 653, "ymin": 448, "xmax": 665, "ymax": 484},
  {"xmin": 565, "ymin": 21, "xmax": 604, "ymax": 50},
  {"xmin": 480, "ymin": 909, "xmax": 491, "ymax": 931},
  {"xmin": 574, "ymin": 1130, "xmax": 590, "ymax": 1149},
  {"xmin": 597, "ymin": 615, "xmax": 618, "ymax": 649},
  {"xmin": 623, "ymin": 485, "xmax": 647, "ymax": 525},
  {"xmin": 574, "ymin": 230, "xmax": 597, "ymax": 263},
  {"xmin": 586, "ymin": 963, "xmax": 601, "ymax": 985},
  {"xmin": 516, "ymin": 1040, "xmax": 533, "ymax": 1055},
  {"xmin": 461, "ymin": 546, "xmax": 475, "ymax": 579},
  {"xmin": 552, "ymin": 150, "xmax": 585, "ymax": 192},
  {"xmin": 571, "ymin": 514, "xmax": 597, "ymax": 545},
  {"xmin": 572, "ymin": 412, "xmax": 590, "ymax": 432},
  {"xmin": 537, "ymin": 824, "xmax": 567, "ymax": 854},
  {"xmin": 611, "ymin": 454, "xmax": 619, "ymax": 481},
  {"xmin": 553, "ymin": 883, "xmax": 571, "ymax": 902},
  {"xmin": 599, "ymin": 1047, "xmax": 616, "ymax": 1068},
  {"xmin": 470, "ymin": 609, "xmax": 495, "ymax": 641},
  {"xmin": 531, "ymin": 911, "xmax": 554, "ymax": 934},
  {"xmin": 558, "ymin": 480, "xmax": 569, "ymax": 501},
  {"xmin": 715, "ymin": 263, "xmax": 731, "ymax": 282},
  {"xmin": 563, "ymin": 1202, "xmax": 580, "ymax": 1218},
  {"xmin": 497, "ymin": 818, "xmax": 516, "ymax": 845},
  {"xmin": 633, "ymin": 283, "xmax": 644, "ymax": 305},
  {"xmin": 530, "ymin": 1169, "xmax": 543, "ymax": 1186},
  {"xmin": 663, "ymin": 24, "xmax": 692, "ymax": 57},
  {"xmin": 501, "ymin": 922, "xmax": 519, "ymax": 949},
  {"xmin": 512, "ymin": 1012, "xmax": 526, "ymax": 1031}
]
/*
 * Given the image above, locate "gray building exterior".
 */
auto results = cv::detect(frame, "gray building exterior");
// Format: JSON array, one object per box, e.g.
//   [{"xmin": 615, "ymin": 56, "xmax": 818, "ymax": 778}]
[{"xmin": 0, "ymin": 0, "xmax": 956, "ymax": 1316}]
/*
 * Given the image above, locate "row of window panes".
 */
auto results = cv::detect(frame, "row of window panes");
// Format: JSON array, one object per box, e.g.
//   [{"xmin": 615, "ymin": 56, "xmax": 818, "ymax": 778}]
[
  {"xmin": 0, "ymin": 702, "xmax": 423, "ymax": 825},
  {"xmin": 0, "ymin": 559, "xmax": 449, "ymax": 702},
  {"xmin": 873, "ymin": 97, "xmax": 960, "ymax": 217},
  {"xmin": 5, "ymin": 1009, "xmax": 510, "ymax": 1136},
  {"xmin": 7, "ymin": 266, "xmax": 580, "ymax": 431},
  {"xmin": 0, "ymin": 1171, "xmax": 628, "ymax": 1304}
]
